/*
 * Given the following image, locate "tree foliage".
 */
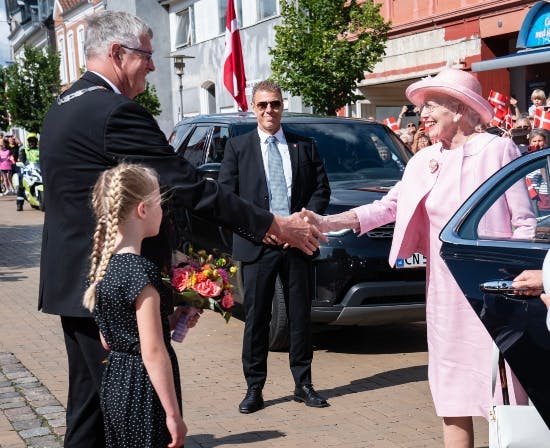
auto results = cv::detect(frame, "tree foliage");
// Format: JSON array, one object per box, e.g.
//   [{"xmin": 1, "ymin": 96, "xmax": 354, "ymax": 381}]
[
  {"xmin": 4, "ymin": 46, "xmax": 61, "ymax": 133},
  {"xmin": 270, "ymin": 0, "xmax": 390, "ymax": 115},
  {"xmin": 134, "ymin": 82, "xmax": 162, "ymax": 117}
]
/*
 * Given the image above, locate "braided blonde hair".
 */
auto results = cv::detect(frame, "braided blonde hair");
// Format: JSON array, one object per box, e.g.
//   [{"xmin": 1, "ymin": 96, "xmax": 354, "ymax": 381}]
[{"xmin": 83, "ymin": 163, "xmax": 159, "ymax": 311}]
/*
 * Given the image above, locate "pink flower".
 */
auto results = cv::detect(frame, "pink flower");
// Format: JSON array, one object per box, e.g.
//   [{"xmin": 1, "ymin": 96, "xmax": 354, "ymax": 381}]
[
  {"xmin": 193, "ymin": 278, "xmax": 222, "ymax": 297},
  {"xmin": 171, "ymin": 266, "xmax": 194, "ymax": 291},
  {"xmin": 221, "ymin": 290, "xmax": 234, "ymax": 309}
]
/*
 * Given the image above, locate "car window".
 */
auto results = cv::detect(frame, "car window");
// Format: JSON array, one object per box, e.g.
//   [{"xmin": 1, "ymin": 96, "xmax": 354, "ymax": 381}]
[
  {"xmin": 464, "ymin": 155, "xmax": 550, "ymax": 243},
  {"xmin": 281, "ymin": 122, "xmax": 407, "ymax": 182},
  {"xmin": 182, "ymin": 125, "xmax": 211, "ymax": 167},
  {"xmin": 207, "ymin": 126, "xmax": 231, "ymax": 163},
  {"xmin": 170, "ymin": 124, "xmax": 193, "ymax": 153}
]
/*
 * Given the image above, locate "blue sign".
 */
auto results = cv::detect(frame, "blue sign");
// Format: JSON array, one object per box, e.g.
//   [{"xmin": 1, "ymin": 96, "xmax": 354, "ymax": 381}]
[{"xmin": 519, "ymin": 2, "xmax": 550, "ymax": 49}]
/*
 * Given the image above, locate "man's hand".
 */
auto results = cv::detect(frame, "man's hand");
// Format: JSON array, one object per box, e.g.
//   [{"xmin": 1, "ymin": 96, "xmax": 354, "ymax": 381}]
[
  {"xmin": 512, "ymin": 270, "xmax": 544, "ymax": 296},
  {"xmin": 268, "ymin": 213, "xmax": 327, "ymax": 255}
]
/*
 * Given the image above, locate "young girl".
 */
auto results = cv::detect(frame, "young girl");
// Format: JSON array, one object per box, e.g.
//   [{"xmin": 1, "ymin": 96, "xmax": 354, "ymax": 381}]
[
  {"xmin": 83, "ymin": 163, "xmax": 195, "ymax": 448},
  {"xmin": 0, "ymin": 139, "xmax": 15, "ymax": 194}
]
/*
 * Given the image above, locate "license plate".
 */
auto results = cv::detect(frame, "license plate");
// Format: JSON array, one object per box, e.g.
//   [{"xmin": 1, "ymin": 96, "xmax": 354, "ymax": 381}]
[{"xmin": 395, "ymin": 253, "xmax": 427, "ymax": 269}]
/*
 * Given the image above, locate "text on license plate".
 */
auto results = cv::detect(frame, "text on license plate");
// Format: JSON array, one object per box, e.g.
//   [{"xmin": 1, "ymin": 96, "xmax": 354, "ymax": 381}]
[{"xmin": 395, "ymin": 253, "xmax": 427, "ymax": 269}]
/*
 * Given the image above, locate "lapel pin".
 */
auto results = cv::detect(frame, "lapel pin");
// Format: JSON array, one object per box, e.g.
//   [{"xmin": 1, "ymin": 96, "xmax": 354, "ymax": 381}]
[{"xmin": 429, "ymin": 159, "xmax": 439, "ymax": 173}]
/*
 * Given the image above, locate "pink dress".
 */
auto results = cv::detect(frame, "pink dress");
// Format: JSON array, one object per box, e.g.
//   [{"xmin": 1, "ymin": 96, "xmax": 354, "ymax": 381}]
[{"xmin": 354, "ymin": 133, "xmax": 535, "ymax": 418}]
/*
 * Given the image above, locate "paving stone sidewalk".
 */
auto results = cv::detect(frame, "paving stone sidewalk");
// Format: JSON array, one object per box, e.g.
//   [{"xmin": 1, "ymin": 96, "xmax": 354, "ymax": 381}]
[{"xmin": 0, "ymin": 353, "xmax": 63, "ymax": 448}]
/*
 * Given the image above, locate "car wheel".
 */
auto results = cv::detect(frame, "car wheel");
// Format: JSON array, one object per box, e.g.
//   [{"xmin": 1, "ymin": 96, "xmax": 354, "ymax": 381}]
[{"xmin": 269, "ymin": 276, "xmax": 290, "ymax": 352}]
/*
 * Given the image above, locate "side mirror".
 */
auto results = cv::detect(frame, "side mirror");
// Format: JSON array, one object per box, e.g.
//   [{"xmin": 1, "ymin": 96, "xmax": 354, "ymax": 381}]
[{"xmin": 197, "ymin": 163, "xmax": 221, "ymax": 181}]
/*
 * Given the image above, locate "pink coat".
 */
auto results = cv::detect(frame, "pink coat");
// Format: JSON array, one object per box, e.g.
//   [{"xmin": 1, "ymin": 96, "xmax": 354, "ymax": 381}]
[
  {"xmin": 353, "ymin": 133, "xmax": 535, "ymax": 417},
  {"xmin": 354, "ymin": 133, "xmax": 535, "ymax": 264}
]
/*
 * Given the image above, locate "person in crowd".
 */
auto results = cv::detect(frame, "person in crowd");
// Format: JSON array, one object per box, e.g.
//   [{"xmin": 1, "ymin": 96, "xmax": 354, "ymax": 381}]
[
  {"xmin": 83, "ymin": 163, "xmax": 196, "ymax": 447},
  {"xmin": 399, "ymin": 132, "xmax": 413, "ymax": 149},
  {"xmin": 411, "ymin": 126, "xmax": 431, "ymax": 154},
  {"xmin": 15, "ymin": 133, "xmax": 40, "ymax": 211},
  {"xmin": 529, "ymin": 89, "xmax": 546, "ymax": 117},
  {"xmin": 301, "ymin": 68, "xmax": 535, "ymax": 448},
  {"xmin": 0, "ymin": 138, "xmax": 15, "ymax": 194},
  {"xmin": 510, "ymin": 96, "xmax": 522, "ymax": 120},
  {"xmin": 525, "ymin": 129, "xmax": 549, "ymax": 213},
  {"xmin": 39, "ymin": 11, "xmax": 324, "ymax": 448},
  {"xmin": 218, "ymin": 80, "xmax": 331, "ymax": 414}
]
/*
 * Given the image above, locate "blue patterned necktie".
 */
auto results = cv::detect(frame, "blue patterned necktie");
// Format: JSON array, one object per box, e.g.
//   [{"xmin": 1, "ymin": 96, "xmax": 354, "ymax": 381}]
[{"xmin": 266, "ymin": 135, "xmax": 289, "ymax": 216}]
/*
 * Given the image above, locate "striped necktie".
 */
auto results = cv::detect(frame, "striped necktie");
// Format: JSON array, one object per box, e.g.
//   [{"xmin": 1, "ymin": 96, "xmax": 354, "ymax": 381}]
[{"xmin": 266, "ymin": 135, "xmax": 289, "ymax": 216}]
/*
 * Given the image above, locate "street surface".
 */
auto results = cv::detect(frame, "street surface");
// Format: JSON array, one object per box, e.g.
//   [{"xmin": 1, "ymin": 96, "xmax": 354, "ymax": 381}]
[{"xmin": 0, "ymin": 194, "xmax": 489, "ymax": 447}]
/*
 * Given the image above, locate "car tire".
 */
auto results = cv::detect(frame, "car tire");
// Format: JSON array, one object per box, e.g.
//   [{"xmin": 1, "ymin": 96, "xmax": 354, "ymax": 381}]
[{"xmin": 269, "ymin": 276, "xmax": 290, "ymax": 352}]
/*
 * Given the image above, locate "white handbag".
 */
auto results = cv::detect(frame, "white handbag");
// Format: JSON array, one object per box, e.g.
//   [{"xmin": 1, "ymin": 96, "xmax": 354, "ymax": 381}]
[{"xmin": 489, "ymin": 344, "xmax": 550, "ymax": 447}]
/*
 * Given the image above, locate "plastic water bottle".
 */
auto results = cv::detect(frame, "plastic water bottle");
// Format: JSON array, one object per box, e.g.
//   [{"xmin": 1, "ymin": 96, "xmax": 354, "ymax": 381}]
[{"xmin": 171, "ymin": 308, "xmax": 197, "ymax": 343}]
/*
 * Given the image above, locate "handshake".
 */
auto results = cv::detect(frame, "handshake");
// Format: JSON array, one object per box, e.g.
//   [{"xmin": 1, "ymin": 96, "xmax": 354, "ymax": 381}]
[
  {"xmin": 264, "ymin": 209, "xmax": 357, "ymax": 254},
  {"xmin": 263, "ymin": 209, "xmax": 329, "ymax": 254}
]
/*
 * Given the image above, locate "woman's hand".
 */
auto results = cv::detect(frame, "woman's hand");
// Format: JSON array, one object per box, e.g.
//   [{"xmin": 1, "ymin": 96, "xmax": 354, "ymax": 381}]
[
  {"xmin": 512, "ymin": 270, "xmax": 544, "ymax": 295},
  {"xmin": 166, "ymin": 415, "xmax": 187, "ymax": 448}
]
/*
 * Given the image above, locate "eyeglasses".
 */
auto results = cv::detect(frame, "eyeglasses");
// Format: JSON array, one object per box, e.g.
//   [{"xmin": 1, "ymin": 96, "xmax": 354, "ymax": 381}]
[
  {"xmin": 255, "ymin": 100, "xmax": 282, "ymax": 111},
  {"xmin": 407, "ymin": 123, "xmax": 416, "ymax": 128},
  {"xmin": 421, "ymin": 103, "xmax": 442, "ymax": 113},
  {"xmin": 120, "ymin": 45, "xmax": 153, "ymax": 62}
]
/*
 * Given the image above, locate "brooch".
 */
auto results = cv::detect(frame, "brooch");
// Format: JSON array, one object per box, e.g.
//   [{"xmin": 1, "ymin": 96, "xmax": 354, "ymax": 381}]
[{"xmin": 429, "ymin": 159, "xmax": 439, "ymax": 173}]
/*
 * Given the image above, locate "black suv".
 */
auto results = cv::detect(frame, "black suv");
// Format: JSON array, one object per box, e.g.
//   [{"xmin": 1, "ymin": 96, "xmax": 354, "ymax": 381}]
[{"xmin": 170, "ymin": 113, "xmax": 426, "ymax": 350}]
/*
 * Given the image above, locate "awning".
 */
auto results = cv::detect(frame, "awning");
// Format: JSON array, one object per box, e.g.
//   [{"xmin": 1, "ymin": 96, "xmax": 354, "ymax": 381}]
[{"xmin": 471, "ymin": 47, "xmax": 550, "ymax": 72}]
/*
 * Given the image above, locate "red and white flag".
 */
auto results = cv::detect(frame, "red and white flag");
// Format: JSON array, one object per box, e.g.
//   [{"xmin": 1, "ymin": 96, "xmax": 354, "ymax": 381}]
[
  {"xmin": 490, "ymin": 106, "xmax": 506, "ymax": 127},
  {"xmin": 383, "ymin": 117, "xmax": 399, "ymax": 132},
  {"xmin": 534, "ymin": 108, "xmax": 550, "ymax": 130},
  {"xmin": 488, "ymin": 90, "xmax": 508, "ymax": 108},
  {"xmin": 223, "ymin": 0, "xmax": 248, "ymax": 111}
]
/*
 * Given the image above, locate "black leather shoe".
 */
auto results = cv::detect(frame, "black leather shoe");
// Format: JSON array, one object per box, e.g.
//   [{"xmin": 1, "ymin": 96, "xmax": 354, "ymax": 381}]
[
  {"xmin": 293, "ymin": 384, "xmax": 329, "ymax": 408},
  {"xmin": 16, "ymin": 203, "xmax": 23, "ymax": 211},
  {"xmin": 238, "ymin": 387, "xmax": 264, "ymax": 414}
]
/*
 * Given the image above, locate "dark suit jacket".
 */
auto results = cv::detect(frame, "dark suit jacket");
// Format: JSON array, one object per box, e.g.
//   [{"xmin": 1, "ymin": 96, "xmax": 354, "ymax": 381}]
[
  {"xmin": 39, "ymin": 72, "xmax": 273, "ymax": 317},
  {"xmin": 218, "ymin": 129, "xmax": 330, "ymax": 262}
]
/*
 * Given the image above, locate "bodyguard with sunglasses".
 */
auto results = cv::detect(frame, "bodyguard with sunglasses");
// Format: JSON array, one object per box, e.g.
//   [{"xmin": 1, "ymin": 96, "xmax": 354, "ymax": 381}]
[{"xmin": 219, "ymin": 80, "xmax": 331, "ymax": 413}]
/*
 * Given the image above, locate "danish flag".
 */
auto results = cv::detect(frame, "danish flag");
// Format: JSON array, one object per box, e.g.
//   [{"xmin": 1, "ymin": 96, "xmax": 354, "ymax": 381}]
[
  {"xmin": 488, "ymin": 90, "xmax": 508, "ymax": 108},
  {"xmin": 223, "ymin": 0, "xmax": 248, "ymax": 111},
  {"xmin": 534, "ymin": 108, "xmax": 550, "ymax": 130},
  {"xmin": 383, "ymin": 117, "xmax": 399, "ymax": 132}
]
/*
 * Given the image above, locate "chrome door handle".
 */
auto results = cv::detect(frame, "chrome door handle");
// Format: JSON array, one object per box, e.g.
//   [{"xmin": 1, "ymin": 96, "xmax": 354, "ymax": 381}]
[{"xmin": 480, "ymin": 280, "xmax": 541, "ymax": 296}]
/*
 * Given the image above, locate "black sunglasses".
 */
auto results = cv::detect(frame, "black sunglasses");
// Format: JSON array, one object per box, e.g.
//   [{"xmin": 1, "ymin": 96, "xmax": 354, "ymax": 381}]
[
  {"xmin": 407, "ymin": 123, "xmax": 416, "ymax": 127},
  {"xmin": 255, "ymin": 100, "xmax": 282, "ymax": 110}
]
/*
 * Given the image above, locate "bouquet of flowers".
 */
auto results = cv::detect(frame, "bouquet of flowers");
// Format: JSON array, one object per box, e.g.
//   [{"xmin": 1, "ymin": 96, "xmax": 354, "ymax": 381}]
[{"xmin": 163, "ymin": 247, "xmax": 237, "ymax": 342}]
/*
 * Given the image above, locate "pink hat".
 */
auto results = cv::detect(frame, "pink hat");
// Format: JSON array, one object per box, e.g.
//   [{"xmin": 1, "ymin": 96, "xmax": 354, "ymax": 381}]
[{"xmin": 405, "ymin": 68, "xmax": 493, "ymax": 124}]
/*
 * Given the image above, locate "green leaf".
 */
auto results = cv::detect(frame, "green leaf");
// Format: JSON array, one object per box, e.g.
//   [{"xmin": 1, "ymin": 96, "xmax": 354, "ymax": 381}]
[{"xmin": 270, "ymin": 0, "xmax": 390, "ymax": 115}]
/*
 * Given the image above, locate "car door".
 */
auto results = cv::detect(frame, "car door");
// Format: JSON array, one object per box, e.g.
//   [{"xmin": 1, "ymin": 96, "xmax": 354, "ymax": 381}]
[{"xmin": 439, "ymin": 148, "xmax": 550, "ymax": 426}]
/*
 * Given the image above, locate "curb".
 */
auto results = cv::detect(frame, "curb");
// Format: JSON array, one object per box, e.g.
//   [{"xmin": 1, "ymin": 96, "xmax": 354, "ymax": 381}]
[{"xmin": 0, "ymin": 352, "xmax": 64, "ymax": 448}]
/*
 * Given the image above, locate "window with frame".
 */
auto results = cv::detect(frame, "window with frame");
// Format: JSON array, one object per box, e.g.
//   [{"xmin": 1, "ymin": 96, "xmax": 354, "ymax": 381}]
[
  {"xmin": 257, "ymin": 0, "xmax": 277, "ymax": 20},
  {"xmin": 77, "ymin": 26, "xmax": 86, "ymax": 71},
  {"xmin": 67, "ymin": 32, "xmax": 77, "ymax": 82},
  {"xmin": 58, "ymin": 35, "xmax": 67, "ymax": 84},
  {"xmin": 175, "ymin": 7, "xmax": 196, "ymax": 48},
  {"xmin": 218, "ymin": 0, "xmax": 243, "ymax": 34}
]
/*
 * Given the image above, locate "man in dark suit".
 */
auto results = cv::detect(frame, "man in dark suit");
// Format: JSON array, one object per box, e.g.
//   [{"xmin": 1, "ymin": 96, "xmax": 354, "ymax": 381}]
[
  {"xmin": 218, "ymin": 80, "xmax": 331, "ymax": 413},
  {"xmin": 39, "ymin": 12, "xmax": 323, "ymax": 448}
]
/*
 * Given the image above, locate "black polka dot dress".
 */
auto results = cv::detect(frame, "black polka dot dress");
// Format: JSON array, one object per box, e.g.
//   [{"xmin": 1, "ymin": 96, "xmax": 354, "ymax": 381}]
[{"xmin": 94, "ymin": 253, "xmax": 181, "ymax": 448}]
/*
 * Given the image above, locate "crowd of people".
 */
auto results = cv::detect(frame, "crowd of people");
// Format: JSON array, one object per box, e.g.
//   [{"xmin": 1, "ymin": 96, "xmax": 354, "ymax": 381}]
[{"xmin": 385, "ymin": 87, "xmax": 550, "ymax": 159}]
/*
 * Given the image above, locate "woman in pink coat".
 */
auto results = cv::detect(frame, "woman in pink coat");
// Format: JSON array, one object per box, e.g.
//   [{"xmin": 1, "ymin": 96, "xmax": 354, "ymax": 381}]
[{"xmin": 304, "ymin": 68, "xmax": 536, "ymax": 447}]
